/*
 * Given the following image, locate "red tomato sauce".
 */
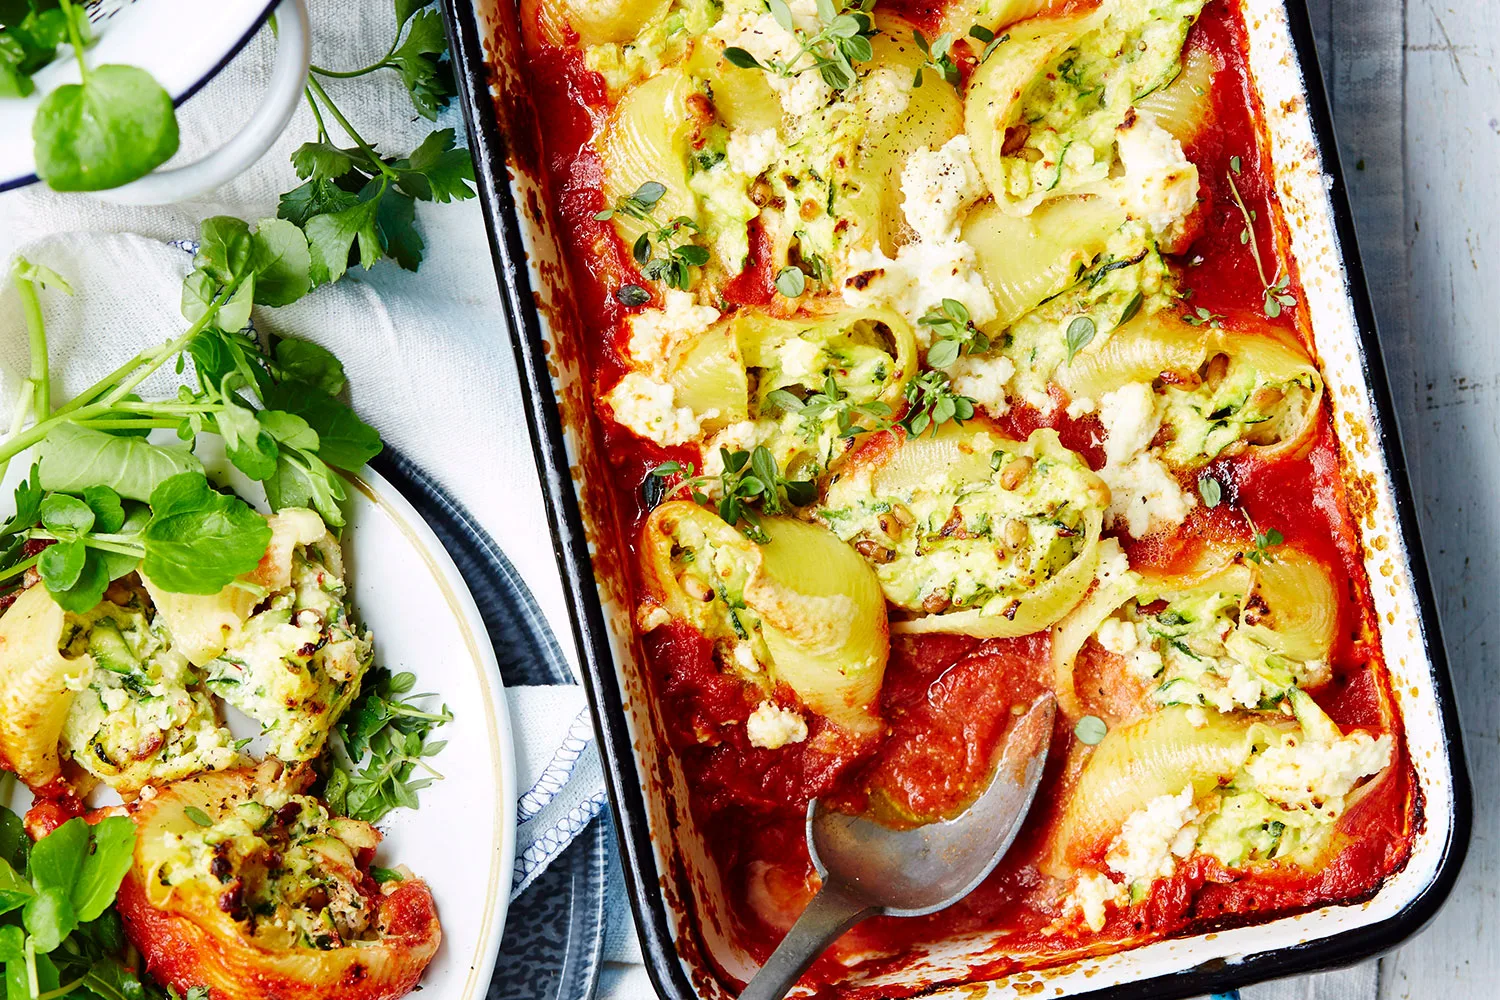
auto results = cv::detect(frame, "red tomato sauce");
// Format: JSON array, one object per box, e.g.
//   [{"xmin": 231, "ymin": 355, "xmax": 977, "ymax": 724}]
[{"xmin": 518, "ymin": 0, "xmax": 1417, "ymax": 993}]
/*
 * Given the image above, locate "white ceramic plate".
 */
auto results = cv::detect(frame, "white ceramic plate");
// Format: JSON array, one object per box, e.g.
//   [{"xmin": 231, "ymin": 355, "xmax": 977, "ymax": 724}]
[
  {"xmin": 0, "ymin": 441, "xmax": 516, "ymax": 1000},
  {"xmin": 0, "ymin": 0, "xmax": 279, "ymax": 191}
]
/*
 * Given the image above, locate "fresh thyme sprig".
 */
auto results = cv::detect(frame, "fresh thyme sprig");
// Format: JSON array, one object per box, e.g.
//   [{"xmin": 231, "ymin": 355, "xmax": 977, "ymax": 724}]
[
  {"xmin": 328, "ymin": 667, "xmax": 453, "ymax": 823},
  {"xmin": 767, "ymin": 375, "xmax": 893, "ymax": 440},
  {"xmin": 912, "ymin": 29, "xmax": 960, "ymax": 88},
  {"xmin": 723, "ymin": 0, "xmax": 877, "ymax": 91},
  {"xmin": 650, "ymin": 446, "xmax": 816, "ymax": 542},
  {"xmin": 596, "ymin": 181, "xmax": 708, "ymax": 291},
  {"xmin": 900, "ymin": 370, "xmax": 976, "ymax": 437},
  {"xmin": 1226, "ymin": 155, "xmax": 1297, "ymax": 319},
  {"xmin": 1243, "ymin": 512, "xmax": 1284, "ymax": 565},
  {"xmin": 967, "ymin": 24, "xmax": 1009, "ymax": 64},
  {"xmin": 921, "ymin": 298, "xmax": 990, "ymax": 368},
  {"xmin": 1181, "ymin": 306, "xmax": 1225, "ymax": 328}
]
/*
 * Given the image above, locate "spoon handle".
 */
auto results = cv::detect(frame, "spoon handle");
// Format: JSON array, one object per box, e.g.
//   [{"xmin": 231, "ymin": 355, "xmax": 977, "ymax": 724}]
[{"xmin": 739, "ymin": 882, "xmax": 878, "ymax": 1000}]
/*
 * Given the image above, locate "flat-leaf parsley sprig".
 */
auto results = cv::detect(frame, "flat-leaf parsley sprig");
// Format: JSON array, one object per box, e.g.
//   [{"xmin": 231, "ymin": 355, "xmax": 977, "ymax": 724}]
[
  {"xmin": 724, "ymin": 0, "xmax": 877, "ymax": 91},
  {"xmin": 327, "ymin": 667, "xmax": 454, "ymax": 822}
]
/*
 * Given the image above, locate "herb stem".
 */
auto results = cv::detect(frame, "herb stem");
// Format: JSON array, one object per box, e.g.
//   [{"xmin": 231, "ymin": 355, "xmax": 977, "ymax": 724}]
[
  {"xmin": 306, "ymin": 77, "xmax": 397, "ymax": 180},
  {"xmin": 35, "ymin": 976, "xmax": 87, "ymax": 1000},
  {"xmin": 1225, "ymin": 168, "xmax": 1271, "ymax": 289},
  {"xmin": 14, "ymin": 265, "xmax": 49, "ymax": 418},
  {"xmin": 0, "ymin": 554, "xmax": 39, "ymax": 584},
  {"xmin": 304, "ymin": 90, "xmax": 331, "ymax": 143},
  {"xmin": 58, "ymin": 0, "xmax": 87, "ymax": 83},
  {"xmin": 28, "ymin": 531, "xmax": 143, "ymax": 557}
]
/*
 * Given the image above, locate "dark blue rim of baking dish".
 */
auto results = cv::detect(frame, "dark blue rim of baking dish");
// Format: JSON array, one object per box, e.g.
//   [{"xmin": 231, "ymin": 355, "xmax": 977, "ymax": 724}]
[{"xmin": 439, "ymin": 0, "xmax": 1473, "ymax": 996}]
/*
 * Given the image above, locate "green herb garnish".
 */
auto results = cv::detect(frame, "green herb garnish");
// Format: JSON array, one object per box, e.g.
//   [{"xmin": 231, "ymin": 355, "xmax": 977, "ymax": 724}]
[
  {"xmin": 723, "ymin": 0, "xmax": 877, "ymax": 92},
  {"xmin": 921, "ymin": 298, "xmax": 990, "ymax": 368},
  {"xmin": 900, "ymin": 370, "xmax": 976, "ymax": 437},
  {"xmin": 329, "ymin": 667, "xmax": 454, "ymax": 823}
]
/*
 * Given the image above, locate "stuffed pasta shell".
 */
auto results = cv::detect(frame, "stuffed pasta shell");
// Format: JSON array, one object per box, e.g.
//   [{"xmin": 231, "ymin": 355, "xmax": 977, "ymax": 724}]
[
  {"xmin": 639, "ymin": 502, "xmax": 888, "ymax": 740},
  {"xmin": 0, "ymin": 579, "xmax": 237, "ymax": 798},
  {"xmin": 117, "ymin": 763, "xmax": 441, "ymax": 1000},
  {"xmin": 819, "ymin": 425, "xmax": 1109, "ymax": 637}
]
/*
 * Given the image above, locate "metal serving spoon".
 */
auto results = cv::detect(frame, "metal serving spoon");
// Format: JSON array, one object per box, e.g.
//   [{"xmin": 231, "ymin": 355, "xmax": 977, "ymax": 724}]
[{"xmin": 740, "ymin": 692, "xmax": 1057, "ymax": 1000}]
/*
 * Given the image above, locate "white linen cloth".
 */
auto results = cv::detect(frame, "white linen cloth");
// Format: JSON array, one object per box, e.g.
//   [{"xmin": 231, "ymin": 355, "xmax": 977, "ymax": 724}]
[{"xmin": 0, "ymin": 3, "xmax": 1380, "ymax": 1000}]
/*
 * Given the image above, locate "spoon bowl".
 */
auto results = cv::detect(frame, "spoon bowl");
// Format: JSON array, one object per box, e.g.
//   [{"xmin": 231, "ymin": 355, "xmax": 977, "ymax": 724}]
[{"xmin": 741, "ymin": 692, "xmax": 1057, "ymax": 1000}]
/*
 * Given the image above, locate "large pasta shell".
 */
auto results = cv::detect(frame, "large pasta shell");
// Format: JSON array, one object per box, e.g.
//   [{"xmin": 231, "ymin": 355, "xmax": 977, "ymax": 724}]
[
  {"xmin": 118, "ymin": 767, "xmax": 441, "ymax": 1000},
  {"xmin": 0, "ymin": 585, "xmax": 89, "ymax": 790},
  {"xmin": 528, "ymin": 0, "xmax": 672, "ymax": 48},
  {"xmin": 1134, "ymin": 43, "xmax": 1220, "ymax": 144},
  {"xmin": 599, "ymin": 69, "xmax": 700, "ymax": 252}
]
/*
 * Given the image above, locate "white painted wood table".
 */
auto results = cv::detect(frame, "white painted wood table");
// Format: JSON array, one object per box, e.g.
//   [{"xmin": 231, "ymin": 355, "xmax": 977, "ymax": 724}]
[{"xmin": 1207, "ymin": 1, "xmax": 1495, "ymax": 998}]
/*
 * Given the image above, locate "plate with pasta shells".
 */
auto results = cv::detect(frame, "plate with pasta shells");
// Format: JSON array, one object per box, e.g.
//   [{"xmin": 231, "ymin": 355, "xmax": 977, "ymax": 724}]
[{"xmin": 0, "ymin": 437, "xmax": 515, "ymax": 1000}]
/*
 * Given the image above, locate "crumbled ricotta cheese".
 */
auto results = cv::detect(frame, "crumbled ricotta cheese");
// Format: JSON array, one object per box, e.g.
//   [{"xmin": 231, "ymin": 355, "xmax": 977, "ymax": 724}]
[
  {"xmin": 843, "ymin": 240, "xmax": 998, "ymax": 334},
  {"xmin": 1094, "ymin": 536, "xmax": 1131, "ymax": 588},
  {"xmin": 1105, "ymin": 786, "xmax": 1201, "ymax": 886},
  {"xmin": 779, "ymin": 336, "xmax": 823, "ymax": 379},
  {"xmin": 901, "ymin": 136, "xmax": 986, "ymax": 243},
  {"xmin": 944, "ymin": 352, "xmax": 1015, "ymax": 416},
  {"xmin": 732, "ymin": 642, "xmax": 761, "ymax": 673},
  {"xmin": 626, "ymin": 290, "xmax": 722, "ymax": 367},
  {"xmin": 606, "ymin": 372, "xmax": 712, "ymax": 447},
  {"xmin": 704, "ymin": 420, "xmax": 775, "ymax": 478},
  {"xmin": 636, "ymin": 602, "xmax": 672, "ymax": 633},
  {"xmin": 746, "ymin": 701, "xmax": 809, "ymax": 749},
  {"xmin": 1185, "ymin": 706, "xmax": 1208, "ymax": 728},
  {"xmin": 1112, "ymin": 114, "xmax": 1201, "ymax": 239},
  {"xmin": 726, "ymin": 128, "xmax": 780, "ymax": 179},
  {"xmin": 713, "ymin": 6, "xmax": 832, "ymax": 119},
  {"xmin": 861, "ymin": 66, "xmax": 911, "ymax": 120},
  {"xmin": 1064, "ymin": 870, "xmax": 1127, "ymax": 933},
  {"xmin": 1245, "ymin": 731, "xmax": 1393, "ymax": 818},
  {"xmin": 1066, "ymin": 395, "xmax": 1097, "ymax": 418},
  {"xmin": 1099, "ymin": 452, "xmax": 1195, "ymax": 538},
  {"xmin": 1098, "ymin": 382, "xmax": 1162, "ymax": 467},
  {"xmin": 1097, "ymin": 617, "xmax": 1139, "ymax": 655}
]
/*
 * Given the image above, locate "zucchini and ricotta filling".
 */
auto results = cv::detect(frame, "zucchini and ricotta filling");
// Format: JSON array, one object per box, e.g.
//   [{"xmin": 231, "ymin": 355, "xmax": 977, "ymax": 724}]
[
  {"xmin": 61, "ymin": 584, "xmax": 237, "ymax": 790},
  {"xmin": 155, "ymin": 786, "xmax": 382, "ymax": 949},
  {"xmin": 819, "ymin": 428, "xmax": 1108, "ymax": 618},
  {"xmin": 202, "ymin": 510, "xmax": 373, "ymax": 761}
]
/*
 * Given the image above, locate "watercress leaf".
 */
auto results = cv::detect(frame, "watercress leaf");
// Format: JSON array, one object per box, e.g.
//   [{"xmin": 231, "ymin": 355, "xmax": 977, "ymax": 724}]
[
  {"xmin": 99, "ymin": 505, "xmax": 149, "ymax": 582},
  {"xmin": 250, "ymin": 218, "xmax": 313, "ymax": 306},
  {"xmin": 72, "ymin": 816, "xmax": 135, "ymax": 922},
  {"xmin": 305, "ymin": 198, "xmax": 382, "ymax": 286},
  {"xmin": 38, "ymin": 537, "xmax": 85, "ymax": 591},
  {"xmin": 196, "ymin": 216, "xmax": 255, "ymax": 284},
  {"xmin": 0, "ymin": 858, "xmax": 32, "ymax": 916},
  {"xmin": 180, "ymin": 267, "xmax": 216, "ymax": 325},
  {"xmin": 0, "ymin": 924, "xmax": 21, "ymax": 963},
  {"xmin": 257, "ymin": 410, "xmax": 319, "ymax": 452},
  {"xmin": 82, "ymin": 485, "xmax": 125, "ymax": 534},
  {"xmin": 217, "ymin": 402, "xmax": 279, "ymax": 482},
  {"xmin": 142, "ymin": 473, "xmax": 272, "ymax": 594},
  {"xmin": 29, "ymin": 816, "xmax": 87, "ymax": 895},
  {"xmin": 278, "ymin": 177, "xmax": 360, "ymax": 228},
  {"xmin": 78, "ymin": 956, "xmax": 149, "ymax": 1000},
  {"xmin": 50, "ymin": 546, "xmax": 110, "ymax": 613},
  {"xmin": 0, "ymin": 807, "xmax": 27, "ymax": 873},
  {"xmin": 216, "ymin": 275, "xmax": 256, "ymax": 333},
  {"xmin": 23, "ymin": 885, "xmax": 75, "ymax": 953},
  {"xmin": 32, "ymin": 64, "xmax": 179, "ymax": 192},
  {"xmin": 290, "ymin": 141, "xmax": 356, "ymax": 182},
  {"xmin": 264, "ymin": 381, "xmax": 382, "ymax": 470},
  {"xmin": 373, "ymin": 187, "xmax": 424, "ymax": 271},
  {"xmin": 264, "ymin": 453, "xmax": 345, "ymax": 527},
  {"xmin": 273, "ymin": 338, "xmax": 346, "ymax": 394},
  {"xmin": 393, "ymin": 127, "xmax": 475, "ymax": 203},
  {"xmin": 39, "ymin": 423, "xmax": 203, "ymax": 501},
  {"xmin": 38, "ymin": 492, "xmax": 93, "ymax": 534}
]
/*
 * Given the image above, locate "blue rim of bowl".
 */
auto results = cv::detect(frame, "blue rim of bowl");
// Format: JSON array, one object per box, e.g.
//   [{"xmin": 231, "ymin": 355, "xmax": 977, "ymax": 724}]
[{"xmin": 0, "ymin": 0, "xmax": 280, "ymax": 193}]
